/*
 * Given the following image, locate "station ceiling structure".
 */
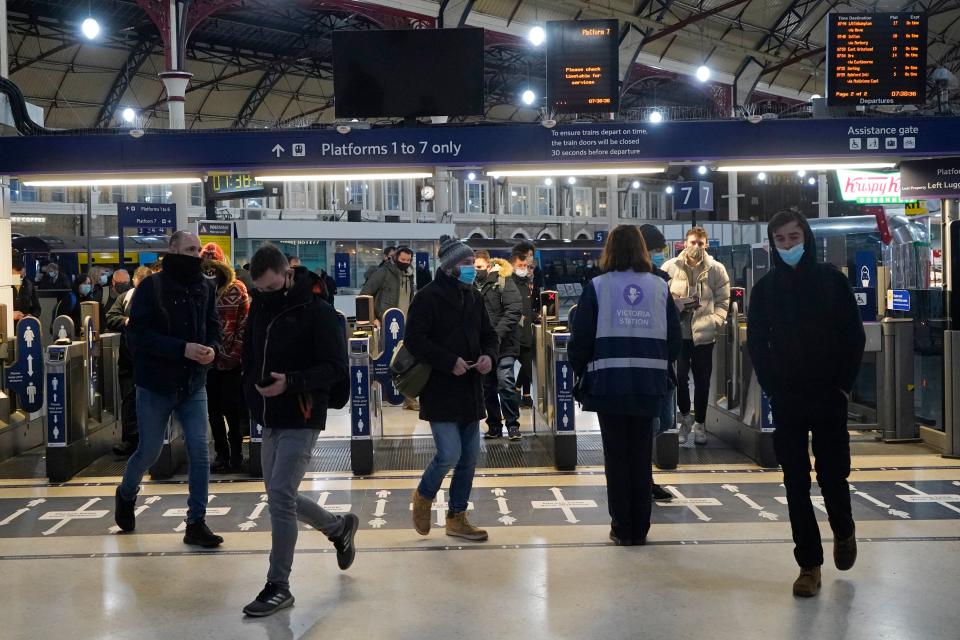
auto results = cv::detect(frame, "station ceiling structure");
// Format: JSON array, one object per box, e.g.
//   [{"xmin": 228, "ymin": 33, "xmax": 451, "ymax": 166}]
[{"xmin": 4, "ymin": 0, "xmax": 960, "ymax": 130}]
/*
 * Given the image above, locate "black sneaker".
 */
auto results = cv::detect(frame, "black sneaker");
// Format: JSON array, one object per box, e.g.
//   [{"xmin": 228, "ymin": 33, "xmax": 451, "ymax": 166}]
[
  {"xmin": 332, "ymin": 514, "xmax": 360, "ymax": 571},
  {"xmin": 483, "ymin": 428, "xmax": 503, "ymax": 439},
  {"xmin": 183, "ymin": 519, "xmax": 224, "ymax": 548},
  {"xmin": 114, "ymin": 487, "xmax": 136, "ymax": 532},
  {"xmin": 507, "ymin": 427, "xmax": 522, "ymax": 441},
  {"xmin": 521, "ymin": 395, "xmax": 533, "ymax": 408},
  {"xmin": 243, "ymin": 582, "xmax": 295, "ymax": 617},
  {"xmin": 112, "ymin": 441, "xmax": 137, "ymax": 458},
  {"xmin": 652, "ymin": 484, "xmax": 673, "ymax": 501},
  {"xmin": 834, "ymin": 530, "xmax": 857, "ymax": 571},
  {"xmin": 609, "ymin": 530, "xmax": 631, "ymax": 546}
]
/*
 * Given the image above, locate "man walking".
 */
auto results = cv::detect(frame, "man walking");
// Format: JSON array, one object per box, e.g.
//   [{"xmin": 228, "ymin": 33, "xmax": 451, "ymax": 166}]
[
  {"xmin": 663, "ymin": 227, "xmax": 730, "ymax": 447},
  {"xmin": 748, "ymin": 210, "xmax": 865, "ymax": 597},
  {"xmin": 11, "ymin": 254, "xmax": 41, "ymax": 325},
  {"xmin": 407, "ymin": 236, "xmax": 498, "ymax": 542},
  {"xmin": 114, "ymin": 231, "xmax": 223, "ymax": 548},
  {"xmin": 474, "ymin": 250, "xmax": 523, "ymax": 440},
  {"xmin": 241, "ymin": 244, "xmax": 359, "ymax": 617}
]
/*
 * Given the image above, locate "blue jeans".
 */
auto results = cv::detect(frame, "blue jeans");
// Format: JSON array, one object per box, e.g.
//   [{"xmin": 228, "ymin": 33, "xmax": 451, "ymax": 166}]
[
  {"xmin": 119, "ymin": 386, "xmax": 210, "ymax": 523},
  {"xmin": 656, "ymin": 384, "xmax": 677, "ymax": 434},
  {"xmin": 417, "ymin": 421, "xmax": 480, "ymax": 514}
]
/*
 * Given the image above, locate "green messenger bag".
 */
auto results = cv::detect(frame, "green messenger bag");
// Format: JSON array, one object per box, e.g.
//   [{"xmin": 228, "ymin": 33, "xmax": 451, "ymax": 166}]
[{"xmin": 389, "ymin": 340, "xmax": 432, "ymax": 400}]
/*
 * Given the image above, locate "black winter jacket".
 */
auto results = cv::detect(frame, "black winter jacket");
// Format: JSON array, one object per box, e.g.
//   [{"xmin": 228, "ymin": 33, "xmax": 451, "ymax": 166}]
[
  {"xmin": 747, "ymin": 216, "xmax": 866, "ymax": 400},
  {"xmin": 13, "ymin": 277, "xmax": 41, "ymax": 319},
  {"xmin": 512, "ymin": 272, "xmax": 535, "ymax": 349},
  {"xmin": 127, "ymin": 257, "xmax": 221, "ymax": 395},
  {"xmin": 404, "ymin": 269, "xmax": 499, "ymax": 423},
  {"xmin": 477, "ymin": 259, "xmax": 523, "ymax": 359},
  {"xmin": 242, "ymin": 267, "xmax": 348, "ymax": 431}
]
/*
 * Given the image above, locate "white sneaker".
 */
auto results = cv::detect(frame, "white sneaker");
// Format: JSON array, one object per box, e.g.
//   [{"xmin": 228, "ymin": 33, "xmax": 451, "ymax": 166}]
[
  {"xmin": 693, "ymin": 422, "xmax": 707, "ymax": 445},
  {"xmin": 679, "ymin": 414, "xmax": 695, "ymax": 448}
]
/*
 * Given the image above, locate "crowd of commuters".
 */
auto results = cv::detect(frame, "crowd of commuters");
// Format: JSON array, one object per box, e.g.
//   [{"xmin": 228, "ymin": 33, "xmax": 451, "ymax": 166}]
[{"xmin": 7, "ymin": 215, "xmax": 861, "ymax": 613}]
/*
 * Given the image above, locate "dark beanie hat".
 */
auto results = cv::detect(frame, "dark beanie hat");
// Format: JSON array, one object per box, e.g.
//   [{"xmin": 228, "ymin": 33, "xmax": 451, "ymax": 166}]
[
  {"xmin": 639, "ymin": 224, "xmax": 666, "ymax": 251},
  {"xmin": 438, "ymin": 235, "xmax": 474, "ymax": 271}
]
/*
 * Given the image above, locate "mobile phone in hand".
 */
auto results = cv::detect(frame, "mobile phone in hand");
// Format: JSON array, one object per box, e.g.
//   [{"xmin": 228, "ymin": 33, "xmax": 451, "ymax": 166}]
[{"xmin": 257, "ymin": 375, "xmax": 276, "ymax": 388}]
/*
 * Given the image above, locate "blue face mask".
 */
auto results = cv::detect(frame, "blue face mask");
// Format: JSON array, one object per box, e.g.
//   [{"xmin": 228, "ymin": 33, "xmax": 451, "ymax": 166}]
[
  {"xmin": 778, "ymin": 244, "xmax": 805, "ymax": 267},
  {"xmin": 652, "ymin": 254, "xmax": 665, "ymax": 267},
  {"xmin": 457, "ymin": 265, "xmax": 476, "ymax": 286},
  {"xmin": 79, "ymin": 284, "xmax": 92, "ymax": 296}
]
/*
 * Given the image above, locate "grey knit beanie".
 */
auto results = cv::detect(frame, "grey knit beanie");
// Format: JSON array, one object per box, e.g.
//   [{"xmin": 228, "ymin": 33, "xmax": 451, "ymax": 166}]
[{"xmin": 438, "ymin": 235, "xmax": 474, "ymax": 272}]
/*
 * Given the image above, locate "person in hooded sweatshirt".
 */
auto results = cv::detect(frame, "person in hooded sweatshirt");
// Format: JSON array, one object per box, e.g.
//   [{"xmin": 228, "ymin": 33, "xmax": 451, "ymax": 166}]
[
  {"xmin": 202, "ymin": 242, "xmax": 251, "ymax": 473},
  {"xmin": 114, "ymin": 231, "xmax": 224, "ymax": 548},
  {"xmin": 747, "ymin": 210, "xmax": 865, "ymax": 598}
]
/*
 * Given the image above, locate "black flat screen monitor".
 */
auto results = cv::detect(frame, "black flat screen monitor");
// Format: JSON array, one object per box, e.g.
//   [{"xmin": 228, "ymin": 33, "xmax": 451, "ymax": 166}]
[{"xmin": 333, "ymin": 28, "xmax": 485, "ymax": 119}]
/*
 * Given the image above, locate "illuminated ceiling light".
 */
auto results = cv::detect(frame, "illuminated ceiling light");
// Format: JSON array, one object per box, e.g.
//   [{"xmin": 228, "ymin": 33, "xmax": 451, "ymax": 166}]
[
  {"xmin": 255, "ymin": 170, "xmax": 433, "ymax": 182},
  {"xmin": 521, "ymin": 89, "xmax": 537, "ymax": 106},
  {"xmin": 665, "ymin": 186, "xmax": 675, "ymax": 194},
  {"xmin": 544, "ymin": 178, "xmax": 554, "ymax": 186},
  {"xmin": 797, "ymin": 170, "xmax": 807, "ymax": 177},
  {"xmin": 567, "ymin": 176, "xmax": 577, "ymax": 185},
  {"xmin": 467, "ymin": 172, "xmax": 476, "ymax": 181},
  {"xmin": 757, "ymin": 172, "xmax": 767, "ymax": 181},
  {"xmin": 81, "ymin": 17, "xmax": 100, "ymax": 40},
  {"xmin": 488, "ymin": 166, "xmax": 665, "ymax": 178},
  {"xmin": 631, "ymin": 180, "xmax": 641, "ymax": 189},
  {"xmin": 717, "ymin": 162, "xmax": 897, "ymax": 172},
  {"xmin": 121, "ymin": 107, "xmax": 136, "ymax": 123},
  {"xmin": 22, "ymin": 176, "xmax": 201, "ymax": 187},
  {"xmin": 648, "ymin": 110, "xmax": 663, "ymax": 124},
  {"xmin": 807, "ymin": 176, "xmax": 817, "ymax": 185},
  {"xmin": 528, "ymin": 26, "xmax": 546, "ymax": 47},
  {"xmin": 697, "ymin": 165, "xmax": 708, "ymax": 175},
  {"xmin": 810, "ymin": 93, "xmax": 822, "ymax": 100},
  {"xmin": 695, "ymin": 65, "xmax": 711, "ymax": 82}
]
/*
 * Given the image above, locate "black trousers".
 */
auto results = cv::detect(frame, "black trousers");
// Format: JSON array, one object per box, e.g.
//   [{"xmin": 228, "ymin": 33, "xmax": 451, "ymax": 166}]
[
  {"xmin": 772, "ymin": 390, "xmax": 855, "ymax": 568},
  {"xmin": 118, "ymin": 369, "xmax": 138, "ymax": 446},
  {"xmin": 206, "ymin": 367, "xmax": 247, "ymax": 465},
  {"xmin": 598, "ymin": 414, "xmax": 654, "ymax": 542},
  {"xmin": 676, "ymin": 340, "xmax": 714, "ymax": 423},
  {"xmin": 516, "ymin": 344, "xmax": 533, "ymax": 396}
]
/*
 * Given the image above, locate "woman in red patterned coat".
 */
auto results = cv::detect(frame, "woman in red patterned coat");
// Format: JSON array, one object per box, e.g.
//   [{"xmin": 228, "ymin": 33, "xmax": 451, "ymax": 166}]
[{"xmin": 202, "ymin": 243, "xmax": 251, "ymax": 472}]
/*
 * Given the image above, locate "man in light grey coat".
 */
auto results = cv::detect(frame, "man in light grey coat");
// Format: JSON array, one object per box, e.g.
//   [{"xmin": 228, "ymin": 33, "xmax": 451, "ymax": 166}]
[{"xmin": 663, "ymin": 227, "xmax": 730, "ymax": 448}]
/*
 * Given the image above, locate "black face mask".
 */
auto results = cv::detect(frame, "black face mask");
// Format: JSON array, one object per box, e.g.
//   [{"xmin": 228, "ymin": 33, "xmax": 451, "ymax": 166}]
[
  {"xmin": 163, "ymin": 253, "xmax": 202, "ymax": 282},
  {"xmin": 475, "ymin": 269, "xmax": 488, "ymax": 284},
  {"xmin": 396, "ymin": 260, "xmax": 411, "ymax": 272},
  {"xmin": 115, "ymin": 282, "xmax": 132, "ymax": 295}
]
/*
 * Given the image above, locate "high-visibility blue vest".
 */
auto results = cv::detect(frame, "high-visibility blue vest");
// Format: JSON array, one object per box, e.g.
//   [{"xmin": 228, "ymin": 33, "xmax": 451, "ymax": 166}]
[{"xmin": 583, "ymin": 270, "xmax": 669, "ymax": 398}]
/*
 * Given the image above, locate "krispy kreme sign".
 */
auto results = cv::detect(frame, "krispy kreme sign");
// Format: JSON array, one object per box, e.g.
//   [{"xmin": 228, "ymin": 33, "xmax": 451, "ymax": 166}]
[{"xmin": 836, "ymin": 169, "xmax": 902, "ymax": 203}]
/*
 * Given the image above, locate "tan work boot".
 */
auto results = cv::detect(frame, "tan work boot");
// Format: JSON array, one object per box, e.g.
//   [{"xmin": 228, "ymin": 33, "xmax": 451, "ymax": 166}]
[
  {"xmin": 411, "ymin": 489, "xmax": 432, "ymax": 536},
  {"xmin": 445, "ymin": 512, "xmax": 488, "ymax": 542},
  {"xmin": 793, "ymin": 566, "xmax": 822, "ymax": 597}
]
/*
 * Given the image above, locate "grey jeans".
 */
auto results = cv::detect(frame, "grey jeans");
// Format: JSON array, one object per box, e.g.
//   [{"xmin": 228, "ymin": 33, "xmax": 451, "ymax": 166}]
[{"xmin": 263, "ymin": 428, "xmax": 344, "ymax": 589}]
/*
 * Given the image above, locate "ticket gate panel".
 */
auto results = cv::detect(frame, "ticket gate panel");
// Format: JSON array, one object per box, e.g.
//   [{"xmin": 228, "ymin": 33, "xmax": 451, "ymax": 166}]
[{"xmin": 0, "ymin": 315, "xmax": 46, "ymax": 464}]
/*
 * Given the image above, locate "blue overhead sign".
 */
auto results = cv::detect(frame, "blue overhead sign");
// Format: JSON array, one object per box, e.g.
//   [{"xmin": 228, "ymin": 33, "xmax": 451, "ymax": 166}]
[
  {"xmin": 0, "ymin": 118, "xmax": 957, "ymax": 174},
  {"xmin": 117, "ymin": 202, "xmax": 177, "ymax": 267},
  {"xmin": 333, "ymin": 253, "xmax": 351, "ymax": 288},
  {"xmin": 673, "ymin": 181, "xmax": 714, "ymax": 212}
]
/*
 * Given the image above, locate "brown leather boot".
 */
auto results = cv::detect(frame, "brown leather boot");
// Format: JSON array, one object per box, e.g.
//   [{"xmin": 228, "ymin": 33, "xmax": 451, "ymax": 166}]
[
  {"xmin": 445, "ymin": 512, "xmax": 488, "ymax": 542},
  {"xmin": 411, "ymin": 489, "xmax": 432, "ymax": 536},
  {"xmin": 834, "ymin": 530, "xmax": 857, "ymax": 571},
  {"xmin": 793, "ymin": 566, "xmax": 822, "ymax": 597}
]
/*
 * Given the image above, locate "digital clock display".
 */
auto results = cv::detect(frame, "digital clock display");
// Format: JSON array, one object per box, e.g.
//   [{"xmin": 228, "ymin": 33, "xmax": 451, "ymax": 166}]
[
  {"xmin": 827, "ymin": 13, "xmax": 927, "ymax": 107},
  {"xmin": 204, "ymin": 173, "xmax": 268, "ymax": 201},
  {"xmin": 546, "ymin": 19, "xmax": 620, "ymax": 114}
]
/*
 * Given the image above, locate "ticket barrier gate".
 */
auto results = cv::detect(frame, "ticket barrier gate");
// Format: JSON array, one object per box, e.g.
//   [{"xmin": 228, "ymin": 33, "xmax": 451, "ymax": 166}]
[
  {"xmin": 349, "ymin": 333, "xmax": 383, "ymax": 475},
  {"xmin": 707, "ymin": 299, "xmax": 891, "ymax": 467},
  {"xmin": 45, "ymin": 303, "xmax": 121, "ymax": 482},
  {"xmin": 0, "ymin": 308, "xmax": 47, "ymax": 463},
  {"xmin": 531, "ymin": 291, "xmax": 577, "ymax": 470}
]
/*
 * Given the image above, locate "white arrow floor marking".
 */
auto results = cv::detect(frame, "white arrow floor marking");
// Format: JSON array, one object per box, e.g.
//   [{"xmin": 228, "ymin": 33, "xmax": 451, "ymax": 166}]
[
  {"xmin": 658, "ymin": 486, "xmax": 721, "ymax": 522},
  {"xmin": 854, "ymin": 490, "xmax": 911, "ymax": 519},
  {"xmin": 895, "ymin": 482, "xmax": 960, "ymax": 515},
  {"xmin": 164, "ymin": 495, "xmax": 230, "ymax": 532},
  {"xmin": 317, "ymin": 491, "xmax": 351, "ymax": 514},
  {"xmin": 40, "ymin": 498, "xmax": 109, "ymax": 536},
  {"xmin": 775, "ymin": 496, "xmax": 829, "ymax": 514},
  {"xmin": 492, "ymin": 488, "xmax": 516, "ymax": 526},
  {"xmin": 531, "ymin": 487, "xmax": 596, "ymax": 524},
  {"xmin": 0, "ymin": 508, "xmax": 30, "ymax": 526},
  {"xmin": 370, "ymin": 490, "xmax": 390, "ymax": 528}
]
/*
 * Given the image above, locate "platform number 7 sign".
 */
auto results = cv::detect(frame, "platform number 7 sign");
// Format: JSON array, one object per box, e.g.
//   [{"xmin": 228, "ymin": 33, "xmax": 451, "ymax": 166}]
[{"xmin": 673, "ymin": 181, "xmax": 714, "ymax": 212}]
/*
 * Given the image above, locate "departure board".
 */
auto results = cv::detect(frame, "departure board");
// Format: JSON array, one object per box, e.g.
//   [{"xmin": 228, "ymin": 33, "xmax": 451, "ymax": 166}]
[
  {"xmin": 827, "ymin": 13, "xmax": 927, "ymax": 107},
  {"xmin": 546, "ymin": 19, "xmax": 619, "ymax": 113}
]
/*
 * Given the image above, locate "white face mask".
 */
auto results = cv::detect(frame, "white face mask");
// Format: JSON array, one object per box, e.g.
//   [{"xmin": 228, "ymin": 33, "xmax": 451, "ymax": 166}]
[{"xmin": 515, "ymin": 267, "xmax": 529, "ymax": 278}]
